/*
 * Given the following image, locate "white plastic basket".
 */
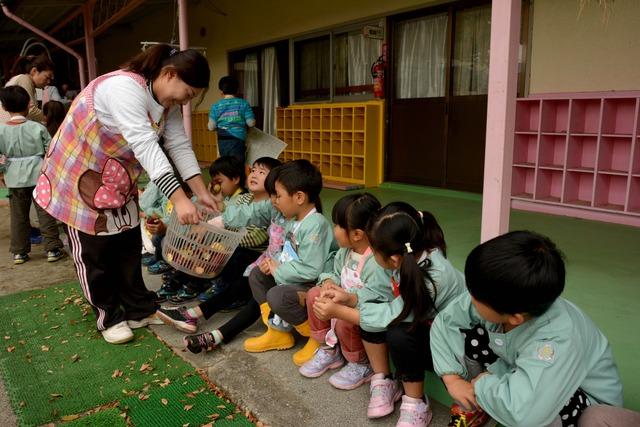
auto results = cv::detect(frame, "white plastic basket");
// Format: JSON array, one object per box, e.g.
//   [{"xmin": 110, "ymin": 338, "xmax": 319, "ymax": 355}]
[{"xmin": 162, "ymin": 209, "xmax": 246, "ymax": 278}]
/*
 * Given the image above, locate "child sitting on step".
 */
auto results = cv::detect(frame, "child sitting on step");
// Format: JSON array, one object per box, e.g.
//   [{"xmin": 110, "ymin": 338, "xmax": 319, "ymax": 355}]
[
  {"xmin": 315, "ymin": 203, "xmax": 465, "ymax": 427},
  {"xmin": 430, "ymin": 231, "xmax": 623, "ymax": 427},
  {"xmin": 300, "ymin": 193, "xmax": 386, "ymax": 391}
]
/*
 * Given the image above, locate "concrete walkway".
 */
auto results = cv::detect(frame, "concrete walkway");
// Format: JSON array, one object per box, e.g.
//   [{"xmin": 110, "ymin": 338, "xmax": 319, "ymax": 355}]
[{"xmin": 144, "ymin": 271, "xmax": 450, "ymax": 427}]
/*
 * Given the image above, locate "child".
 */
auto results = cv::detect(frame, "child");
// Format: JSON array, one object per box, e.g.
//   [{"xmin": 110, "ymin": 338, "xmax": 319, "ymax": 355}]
[
  {"xmin": 156, "ymin": 159, "xmax": 284, "ymax": 349},
  {"xmin": 315, "ymin": 202, "xmax": 465, "ymax": 426},
  {"xmin": 138, "ymin": 181, "xmax": 176, "ymax": 276},
  {"xmin": 300, "ymin": 193, "xmax": 385, "ymax": 391},
  {"xmin": 208, "ymin": 76, "xmax": 256, "ymax": 165},
  {"xmin": 161, "ymin": 156, "xmax": 249, "ymax": 302},
  {"xmin": 209, "ymin": 160, "xmax": 337, "ymax": 365},
  {"xmin": 0, "ymin": 86, "xmax": 64, "ymax": 264},
  {"xmin": 430, "ymin": 231, "xmax": 623, "ymax": 427},
  {"xmin": 43, "ymin": 100, "xmax": 66, "ymax": 138}
]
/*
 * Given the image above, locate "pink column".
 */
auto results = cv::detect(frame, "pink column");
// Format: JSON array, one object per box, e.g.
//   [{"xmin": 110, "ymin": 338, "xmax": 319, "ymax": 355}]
[
  {"xmin": 480, "ymin": 0, "xmax": 521, "ymax": 242},
  {"xmin": 178, "ymin": 0, "xmax": 192, "ymax": 139}
]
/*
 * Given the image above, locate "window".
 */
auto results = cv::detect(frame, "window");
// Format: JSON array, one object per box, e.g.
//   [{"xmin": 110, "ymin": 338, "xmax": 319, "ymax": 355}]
[
  {"xmin": 293, "ymin": 20, "xmax": 384, "ymax": 103},
  {"xmin": 452, "ymin": 4, "xmax": 492, "ymax": 96}
]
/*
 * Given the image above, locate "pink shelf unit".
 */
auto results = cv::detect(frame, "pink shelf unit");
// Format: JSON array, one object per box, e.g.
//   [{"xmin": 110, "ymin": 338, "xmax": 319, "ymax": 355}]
[{"xmin": 511, "ymin": 91, "xmax": 640, "ymax": 227}]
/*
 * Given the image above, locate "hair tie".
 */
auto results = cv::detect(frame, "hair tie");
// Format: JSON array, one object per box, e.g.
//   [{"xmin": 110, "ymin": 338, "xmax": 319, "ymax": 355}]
[
  {"xmin": 405, "ymin": 242, "xmax": 413, "ymax": 254},
  {"xmin": 169, "ymin": 48, "xmax": 178, "ymax": 57}
]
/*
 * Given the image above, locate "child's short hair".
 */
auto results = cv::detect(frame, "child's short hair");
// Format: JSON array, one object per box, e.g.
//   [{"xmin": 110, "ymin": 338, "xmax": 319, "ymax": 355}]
[
  {"xmin": 0, "ymin": 86, "xmax": 30, "ymax": 113},
  {"xmin": 276, "ymin": 159, "xmax": 323, "ymax": 213},
  {"xmin": 209, "ymin": 156, "xmax": 246, "ymax": 188},
  {"xmin": 465, "ymin": 230, "xmax": 565, "ymax": 316},
  {"xmin": 218, "ymin": 76, "xmax": 239, "ymax": 95},
  {"xmin": 253, "ymin": 157, "xmax": 282, "ymax": 171},
  {"xmin": 332, "ymin": 193, "xmax": 381, "ymax": 231},
  {"xmin": 264, "ymin": 164, "xmax": 281, "ymax": 196}
]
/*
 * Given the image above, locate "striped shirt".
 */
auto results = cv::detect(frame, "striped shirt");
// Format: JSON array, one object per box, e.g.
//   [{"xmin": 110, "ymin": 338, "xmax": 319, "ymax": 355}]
[{"xmin": 232, "ymin": 192, "xmax": 269, "ymax": 251}]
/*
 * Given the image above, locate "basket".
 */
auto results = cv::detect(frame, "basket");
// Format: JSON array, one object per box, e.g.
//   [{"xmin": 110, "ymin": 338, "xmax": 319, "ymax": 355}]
[{"xmin": 162, "ymin": 209, "xmax": 246, "ymax": 278}]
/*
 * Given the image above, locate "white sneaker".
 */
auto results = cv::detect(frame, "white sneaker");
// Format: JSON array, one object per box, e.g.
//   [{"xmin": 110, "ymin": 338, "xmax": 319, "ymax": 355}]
[
  {"xmin": 101, "ymin": 321, "xmax": 134, "ymax": 344},
  {"xmin": 127, "ymin": 313, "xmax": 164, "ymax": 329}
]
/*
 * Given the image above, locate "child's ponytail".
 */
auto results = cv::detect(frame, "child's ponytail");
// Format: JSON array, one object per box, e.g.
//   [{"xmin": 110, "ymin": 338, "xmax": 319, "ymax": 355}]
[{"xmin": 368, "ymin": 208, "xmax": 437, "ymax": 331}]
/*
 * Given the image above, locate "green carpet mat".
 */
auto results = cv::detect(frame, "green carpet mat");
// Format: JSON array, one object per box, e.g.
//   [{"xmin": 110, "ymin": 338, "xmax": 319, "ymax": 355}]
[
  {"xmin": 64, "ymin": 408, "xmax": 127, "ymax": 426},
  {"xmin": 0, "ymin": 283, "xmax": 252, "ymax": 426}
]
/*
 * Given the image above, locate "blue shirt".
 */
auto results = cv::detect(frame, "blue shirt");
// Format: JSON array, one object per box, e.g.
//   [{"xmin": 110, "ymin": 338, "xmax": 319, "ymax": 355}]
[{"xmin": 208, "ymin": 97, "xmax": 255, "ymax": 141}]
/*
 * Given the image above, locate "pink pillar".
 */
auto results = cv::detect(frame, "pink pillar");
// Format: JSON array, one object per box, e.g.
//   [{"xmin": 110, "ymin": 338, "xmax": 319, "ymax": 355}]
[
  {"xmin": 83, "ymin": 1, "xmax": 97, "ymax": 81},
  {"xmin": 178, "ymin": 0, "xmax": 192, "ymax": 139},
  {"xmin": 480, "ymin": 0, "xmax": 521, "ymax": 242}
]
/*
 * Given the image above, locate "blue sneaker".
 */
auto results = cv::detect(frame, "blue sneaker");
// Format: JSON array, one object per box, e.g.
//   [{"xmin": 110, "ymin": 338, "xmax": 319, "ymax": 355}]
[
  {"xmin": 197, "ymin": 277, "xmax": 230, "ymax": 302},
  {"xmin": 141, "ymin": 252, "xmax": 157, "ymax": 266},
  {"xmin": 148, "ymin": 260, "xmax": 172, "ymax": 274}
]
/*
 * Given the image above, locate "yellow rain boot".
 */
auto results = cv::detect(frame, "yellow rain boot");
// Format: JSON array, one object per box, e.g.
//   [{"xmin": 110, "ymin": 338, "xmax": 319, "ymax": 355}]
[
  {"xmin": 259, "ymin": 302, "xmax": 271, "ymax": 326},
  {"xmin": 243, "ymin": 326, "xmax": 294, "ymax": 353},
  {"xmin": 292, "ymin": 320, "xmax": 320, "ymax": 366}
]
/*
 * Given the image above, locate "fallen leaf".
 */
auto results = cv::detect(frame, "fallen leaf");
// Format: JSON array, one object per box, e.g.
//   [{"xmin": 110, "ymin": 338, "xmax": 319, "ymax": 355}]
[
  {"xmin": 184, "ymin": 404, "xmax": 193, "ymax": 411},
  {"xmin": 19, "ymin": 401, "xmax": 25, "ymax": 408},
  {"xmin": 6, "ymin": 346, "xmax": 15, "ymax": 353},
  {"xmin": 138, "ymin": 394, "xmax": 149, "ymax": 401},
  {"xmin": 41, "ymin": 345, "xmax": 50, "ymax": 352},
  {"xmin": 182, "ymin": 424, "xmax": 190, "ymax": 427},
  {"xmin": 44, "ymin": 335, "xmax": 52, "ymax": 339},
  {"xmin": 61, "ymin": 415, "xmax": 80, "ymax": 421},
  {"xmin": 4, "ymin": 336, "xmax": 10, "ymax": 340},
  {"xmin": 18, "ymin": 340, "xmax": 25, "ymax": 345},
  {"xmin": 208, "ymin": 413, "xmax": 220, "ymax": 420},
  {"xmin": 60, "ymin": 340, "xmax": 69, "ymax": 344},
  {"xmin": 139, "ymin": 363, "xmax": 152, "ymax": 372},
  {"xmin": 50, "ymin": 393, "xmax": 63, "ymax": 399},
  {"xmin": 161, "ymin": 398, "xmax": 168, "ymax": 406},
  {"xmin": 112, "ymin": 369, "xmax": 123, "ymax": 378},
  {"xmin": 71, "ymin": 354, "xmax": 80, "ymax": 362},
  {"xmin": 49, "ymin": 325, "xmax": 60, "ymax": 330},
  {"xmin": 216, "ymin": 405, "xmax": 226, "ymax": 409},
  {"xmin": 202, "ymin": 424, "xmax": 213, "ymax": 427},
  {"xmin": 226, "ymin": 415, "xmax": 234, "ymax": 420}
]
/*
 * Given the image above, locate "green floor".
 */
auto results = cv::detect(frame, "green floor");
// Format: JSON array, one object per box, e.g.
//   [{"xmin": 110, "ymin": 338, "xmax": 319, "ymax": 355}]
[{"xmin": 321, "ymin": 183, "xmax": 640, "ymax": 411}]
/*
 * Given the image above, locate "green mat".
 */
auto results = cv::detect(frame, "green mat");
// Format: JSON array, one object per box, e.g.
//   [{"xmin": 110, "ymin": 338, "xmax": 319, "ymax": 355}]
[{"xmin": 0, "ymin": 283, "xmax": 253, "ymax": 426}]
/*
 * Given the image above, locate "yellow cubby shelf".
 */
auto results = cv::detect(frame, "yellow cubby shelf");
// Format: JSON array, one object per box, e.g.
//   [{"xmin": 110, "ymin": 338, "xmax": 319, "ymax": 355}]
[{"xmin": 276, "ymin": 101, "xmax": 384, "ymax": 187}]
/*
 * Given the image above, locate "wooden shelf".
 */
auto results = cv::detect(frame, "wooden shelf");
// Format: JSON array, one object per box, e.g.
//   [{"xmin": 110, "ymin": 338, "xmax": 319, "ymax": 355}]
[
  {"xmin": 276, "ymin": 101, "xmax": 384, "ymax": 186},
  {"xmin": 513, "ymin": 93, "xmax": 640, "ymax": 226}
]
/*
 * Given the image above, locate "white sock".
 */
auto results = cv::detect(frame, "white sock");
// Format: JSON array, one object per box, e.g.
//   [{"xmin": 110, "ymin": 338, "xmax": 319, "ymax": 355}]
[{"xmin": 211, "ymin": 329, "xmax": 223, "ymax": 345}]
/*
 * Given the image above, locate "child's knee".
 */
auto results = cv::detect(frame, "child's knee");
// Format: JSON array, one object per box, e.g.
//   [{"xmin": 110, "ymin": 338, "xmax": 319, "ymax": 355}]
[{"xmin": 306, "ymin": 286, "xmax": 321, "ymax": 307}]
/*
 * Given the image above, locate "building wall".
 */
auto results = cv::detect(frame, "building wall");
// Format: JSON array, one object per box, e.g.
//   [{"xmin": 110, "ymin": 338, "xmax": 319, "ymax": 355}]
[
  {"xmin": 529, "ymin": 0, "xmax": 640, "ymax": 93},
  {"xmin": 93, "ymin": 0, "xmax": 640, "ymax": 106}
]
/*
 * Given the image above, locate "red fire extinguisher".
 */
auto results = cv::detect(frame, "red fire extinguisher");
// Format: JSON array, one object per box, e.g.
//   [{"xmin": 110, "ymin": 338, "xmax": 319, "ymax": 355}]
[{"xmin": 371, "ymin": 43, "xmax": 387, "ymax": 99}]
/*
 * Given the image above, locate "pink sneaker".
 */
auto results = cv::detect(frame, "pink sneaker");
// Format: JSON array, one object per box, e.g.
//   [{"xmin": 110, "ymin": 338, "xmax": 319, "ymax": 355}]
[
  {"xmin": 367, "ymin": 373, "xmax": 402, "ymax": 418},
  {"xmin": 396, "ymin": 395, "xmax": 432, "ymax": 427}
]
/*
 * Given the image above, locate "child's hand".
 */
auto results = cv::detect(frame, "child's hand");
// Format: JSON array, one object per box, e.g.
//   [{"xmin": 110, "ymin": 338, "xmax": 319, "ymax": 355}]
[
  {"xmin": 470, "ymin": 372, "xmax": 490, "ymax": 386},
  {"xmin": 443, "ymin": 375, "xmax": 479, "ymax": 411},
  {"xmin": 320, "ymin": 280, "xmax": 340, "ymax": 292},
  {"xmin": 146, "ymin": 220, "xmax": 166, "ymax": 235},
  {"xmin": 320, "ymin": 286, "xmax": 351, "ymax": 306},
  {"xmin": 259, "ymin": 258, "xmax": 271, "ymax": 275},
  {"xmin": 265, "ymin": 258, "xmax": 280, "ymax": 275},
  {"xmin": 313, "ymin": 297, "xmax": 337, "ymax": 321}
]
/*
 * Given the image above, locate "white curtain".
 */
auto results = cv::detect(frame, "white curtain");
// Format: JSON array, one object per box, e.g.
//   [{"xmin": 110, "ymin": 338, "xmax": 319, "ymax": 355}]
[
  {"xmin": 334, "ymin": 31, "xmax": 381, "ymax": 96},
  {"xmin": 243, "ymin": 52, "xmax": 259, "ymax": 106},
  {"xmin": 261, "ymin": 47, "xmax": 280, "ymax": 135},
  {"xmin": 395, "ymin": 13, "xmax": 448, "ymax": 99},
  {"xmin": 453, "ymin": 5, "xmax": 491, "ymax": 96}
]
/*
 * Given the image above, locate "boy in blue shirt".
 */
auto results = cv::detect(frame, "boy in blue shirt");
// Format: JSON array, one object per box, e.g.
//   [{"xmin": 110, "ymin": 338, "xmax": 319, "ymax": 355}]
[{"xmin": 208, "ymin": 76, "xmax": 256, "ymax": 165}]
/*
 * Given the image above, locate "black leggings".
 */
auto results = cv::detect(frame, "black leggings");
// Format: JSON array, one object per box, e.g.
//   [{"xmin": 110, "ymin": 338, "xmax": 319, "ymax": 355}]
[
  {"xmin": 217, "ymin": 298, "xmax": 260, "ymax": 344},
  {"xmin": 361, "ymin": 322, "xmax": 433, "ymax": 382}
]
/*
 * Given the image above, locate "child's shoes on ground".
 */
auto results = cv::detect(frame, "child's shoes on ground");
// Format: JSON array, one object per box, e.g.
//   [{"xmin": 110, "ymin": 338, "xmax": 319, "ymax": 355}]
[
  {"xmin": 156, "ymin": 307, "xmax": 198, "ymax": 333},
  {"xmin": 397, "ymin": 395, "xmax": 432, "ymax": 427},
  {"xmin": 184, "ymin": 332, "xmax": 218, "ymax": 354},
  {"xmin": 148, "ymin": 260, "xmax": 172, "ymax": 274},
  {"xmin": 141, "ymin": 252, "xmax": 157, "ymax": 266},
  {"xmin": 197, "ymin": 277, "xmax": 230, "ymax": 302},
  {"xmin": 101, "ymin": 321, "xmax": 134, "ymax": 344},
  {"xmin": 447, "ymin": 403, "xmax": 489, "ymax": 427},
  {"xmin": 13, "ymin": 253, "xmax": 29, "ymax": 264},
  {"xmin": 299, "ymin": 346, "xmax": 345, "ymax": 378},
  {"xmin": 127, "ymin": 312, "xmax": 164, "ymax": 329},
  {"xmin": 329, "ymin": 361, "xmax": 374, "ymax": 390},
  {"xmin": 367, "ymin": 373, "xmax": 402, "ymax": 418},
  {"xmin": 47, "ymin": 249, "xmax": 65, "ymax": 262}
]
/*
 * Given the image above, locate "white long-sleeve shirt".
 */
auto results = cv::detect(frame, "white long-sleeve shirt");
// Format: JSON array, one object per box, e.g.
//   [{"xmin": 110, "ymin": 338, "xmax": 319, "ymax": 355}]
[{"xmin": 93, "ymin": 74, "xmax": 200, "ymax": 197}]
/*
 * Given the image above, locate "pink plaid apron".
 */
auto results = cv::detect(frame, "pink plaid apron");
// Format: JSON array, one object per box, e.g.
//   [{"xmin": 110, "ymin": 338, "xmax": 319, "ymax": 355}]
[{"xmin": 34, "ymin": 70, "xmax": 166, "ymax": 235}]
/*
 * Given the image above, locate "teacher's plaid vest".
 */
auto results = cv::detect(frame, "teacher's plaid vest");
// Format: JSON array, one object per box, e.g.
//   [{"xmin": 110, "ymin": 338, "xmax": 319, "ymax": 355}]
[{"xmin": 34, "ymin": 70, "xmax": 164, "ymax": 235}]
